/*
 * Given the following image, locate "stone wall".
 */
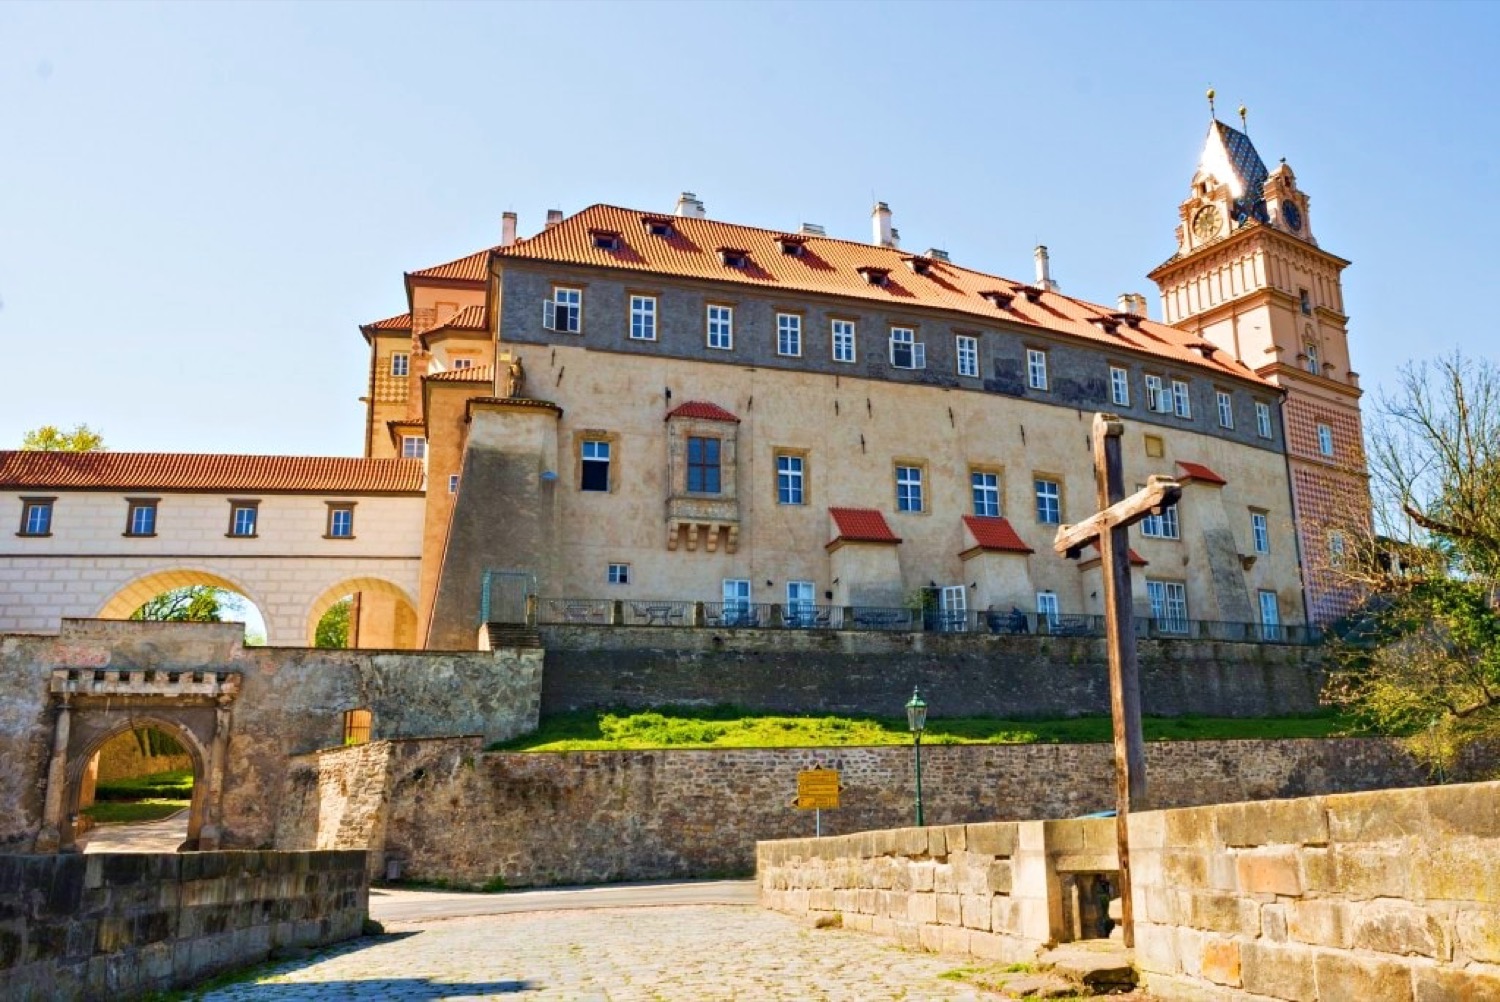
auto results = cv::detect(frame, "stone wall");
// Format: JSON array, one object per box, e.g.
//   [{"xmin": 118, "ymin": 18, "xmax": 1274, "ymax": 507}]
[
  {"xmin": 276, "ymin": 736, "xmax": 1429, "ymax": 888},
  {"xmin": 540, "ymin": 625, "xmax": 1325, "ymax": 719},
  {"xmin": 0, "ymin": 849, "xmax": 367, "ymax": 1001}
]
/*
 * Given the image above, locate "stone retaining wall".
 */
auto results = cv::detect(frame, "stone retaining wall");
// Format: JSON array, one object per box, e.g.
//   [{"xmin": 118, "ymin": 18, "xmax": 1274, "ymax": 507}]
[
  {"xmin": 539, "ymin": 625, "xmax": 1325, "ymax": 719},
  {"xmin": 0, "ymin": 850, "xmax": 367, "ymax": 1001}
]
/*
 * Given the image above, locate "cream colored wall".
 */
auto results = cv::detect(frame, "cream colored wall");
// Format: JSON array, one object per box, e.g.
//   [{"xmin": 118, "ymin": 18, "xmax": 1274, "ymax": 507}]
[{"xmin": 480, "ymin": 342, "xmax": 1305, "ymax": 624}]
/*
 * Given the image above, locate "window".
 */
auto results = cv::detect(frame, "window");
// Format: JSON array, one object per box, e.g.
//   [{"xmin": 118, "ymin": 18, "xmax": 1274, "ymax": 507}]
[
  {"xmin": 1299, "ymin": 288, "xmax": 1312, "ymax": 316},
  {"xmin": 889, "ymin": 327, "xmax": 925, "ymax": 369},
  {"xmin": 18, "ymin": 498, "xmax": 53, "ymax": 536},
  {"xmin": 1027, "ymin": 349, "xmax": 1049, "ymax": 390},
  {"xmin": 629, "ymin": 295, "xmax": 657, "ymax": 341},
  {"xmin": 722, "ymin": 579, "xmax": 752, "ymax": 619},
  {"xmin": 776, "ymin": 313, "xmax": 802, "ymax": 357},
  {"xmin": 1172, "ymin": 379, "xmax": 1192, "ymax": 418},
  {"xmin": 1216, "ymin": 391, "xmax": 1234, "ymax": 429},
  {"xmin": 1317, "ymin": 423, "xmax": 1335, "ymax": 457},
  {"xmin": 776, "ymin": 453, "xmax": 805, "ymax": 505},
  {"xmin": 939, "ymin": 585, "xmax": 968, "ymax": 633},
  {"xmin": 451, "ymin": 357, "xmax": 474, "ymax": 370},
  {"xmin": 448, "ymin": 474, "xmax": 460, "ymax": 494},
  {"xmin": 1255, "ymin": 401, "xmax": 1274, "ymax": 439},
  {"xmin": 227, "ymin": 501, "xmax": 259, "ymax": 538},
  {"xmin": 544, "ymin": 286, "xmax": 582, "ymax": 333},
  {"xmin": 956, "ymin": 335, "xmax": 978, "ymax": 378},
  {"xmin": 1036, "ymin": 591, "xmax": 1060, "ymax": 629},
  {"xmin": 390, "ymin": 353, "xmax": 409, "ymax": 377},
  {"xmin": 401, "ymin": 436, "xmax": 427, "ymax": 459},
  {"xmin": 125, "ymin": 499, "xmax": 158, "ymax": 537},
  {"xmin": 707, "ymin": 305, "xmax": 734, "ymax": 350},
  {"xmin": 832, "ymin": 319, "xmax": 856, "ymax": 363},
  {"xmin": 1034, "ymin": 478, "xmax": 1061, "ymax": 524},
  {"xmin": 581, "ymin": 439, "xmax": 611, "ymax": 492},
  {"xmin": 326, "ymin": 504, "xmax": 355, "ymax": 539},
  {"xmin": 1110, "ymin": 366, "xmax": 1130, "ymax": 407},
  {"xmin": 1304, "ymin": 342, "xmax": 1320, "ymax": 374},
  {"xmin": 971, "ymin": 471, "xmax": 1000, "ymax": 517},
  {"xmin": 1142, "ymin": 499, "xmax": 1179, "ymax": 539},
  {"xmin": 1145, "ymin": 375, "xmax": 1170, "ymax": 414},
  {"xmin": 342, "ymin": 709, "xmax": 372, "ymax": 746},
  {"xmin": 1249, "ymin": 510, "xmax": 1271, "ymax": 554},
  {"xmin": 1329, "ymin": 531, "xmax": 1347, "ymax": 566},
  {"xmin": 1259, "ymin": 590, "xmax": 1283, "ymax": 641},
  {"xmin": 687, "ymin": 437, "xmax": 721, "ymax": 493},
  {"xmin": 1144, "ymin": 434, "xmax": 1165, "ymax": 459},
  {"xmin": 1147, "ymin": 580, "xmax": 1189, "ymax": 633},
  {"xmin": 787, "ymin": 581, "xmax": 816, "ymax": 624},
  {"xmin": 895, "ymin": 465, "xmax": 924, "ymax": 512},
  {"xmin": 607, "ymin": 563, "xmax": 630, "ymax": 585}
]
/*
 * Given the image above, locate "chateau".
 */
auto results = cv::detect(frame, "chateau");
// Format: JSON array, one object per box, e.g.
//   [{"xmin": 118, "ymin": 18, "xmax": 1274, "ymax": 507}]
[{"xmin": 0, "ymin": 115, "xmax": 1369, "ymax": 647}]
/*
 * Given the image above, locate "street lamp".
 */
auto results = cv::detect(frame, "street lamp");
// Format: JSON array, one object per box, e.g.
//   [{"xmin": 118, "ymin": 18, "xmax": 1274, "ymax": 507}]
[{"xmin": 906, "ymin": 686, "xmax": 928, "ymax": 827}]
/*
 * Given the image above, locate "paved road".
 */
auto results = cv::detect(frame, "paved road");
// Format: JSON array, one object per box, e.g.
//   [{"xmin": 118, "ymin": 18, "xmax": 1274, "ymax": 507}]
[{"xmin": 80, "ymin": 812, "xmax": 187, "ymax": 853}]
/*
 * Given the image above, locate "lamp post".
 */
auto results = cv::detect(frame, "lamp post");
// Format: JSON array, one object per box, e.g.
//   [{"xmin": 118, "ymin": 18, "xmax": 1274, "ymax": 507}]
[{"xmin": 906, "ymin": 686, "xmax": 928, "ymax": 827}]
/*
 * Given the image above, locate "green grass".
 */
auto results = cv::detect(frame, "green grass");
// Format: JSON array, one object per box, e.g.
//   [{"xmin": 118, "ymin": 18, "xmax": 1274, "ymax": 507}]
[
  {"xmin": 82, "ymin": 799, "xmax": 189, "ymax": 824},
  {"xmin": 489, "ymin": 706, "xmax": 1355, "ymax": 752},
  {"xmin": 94, "ymin": 768, "xmax": 193, "ymax": 802}
]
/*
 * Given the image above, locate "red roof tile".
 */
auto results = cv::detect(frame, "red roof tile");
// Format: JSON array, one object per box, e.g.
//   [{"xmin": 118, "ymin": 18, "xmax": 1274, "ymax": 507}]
[
  {"xmin": 490, "ymin": 205, "xmax": 1270, "ymax": 384},
  {"xmin": 1176, "ymin": 461, "xmax": 1228, "ymax": 486},
  {"xmin": 0, "ymin": 452, "xmax": 425, "ymax": 494},
  {"xmin": 436, "ymin": 304, "xmax": 487, "ymax": 331},
  {"xmin": 961, "ymin": 516, "xmax": 1034, "ymax": 554},
  {"xmin": 665, "ymin": 401, "xmax": 740, "ymax": 423},
  {"xmin": 427, "ymin": 363, "xmax": 494, "ymax": 384},
  {"xmin": 408, "ymin": 248, "xmax": 494, "ymax": 283},
  {"xmin": 362, "ymin": 312, "xmax": 412, "ymax": 331},
  {"xmin": 827, "ymin": 507, "xmax": 901, "ymax": 546}
]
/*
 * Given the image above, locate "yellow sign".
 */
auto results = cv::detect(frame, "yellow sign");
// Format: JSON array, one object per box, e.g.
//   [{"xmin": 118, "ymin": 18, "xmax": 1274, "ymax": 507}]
[{"xmin": 795, "ymin": 768, "xmax": 841, "ymax": 810}]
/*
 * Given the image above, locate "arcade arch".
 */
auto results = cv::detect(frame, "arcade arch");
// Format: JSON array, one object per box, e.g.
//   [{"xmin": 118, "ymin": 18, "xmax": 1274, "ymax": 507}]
[
  {"xmin": 305, "ymin": 576, "xmax": 418, "ymax": 649},
  {"xmin": 96, "ymin": 567, "xmax": 268, "ymax": 629}
]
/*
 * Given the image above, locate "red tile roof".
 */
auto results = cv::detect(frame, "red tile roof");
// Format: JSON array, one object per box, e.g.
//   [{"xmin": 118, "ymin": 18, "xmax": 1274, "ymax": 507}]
[
  {"xmin": 362, "ymin": 312, "xmax": 412, "ymax": 331},
  {"xmin": 490, "ymin": 205, "xmax": 1269, "ymax": 384},
  {"xmin": 827, "ymin": 507, "xmax": 901, "ymax": 546},
  {"xmin": 0, "ymin": 452, "xmax": 426, "ymax": 494},
  {"xmin": 427, "ymin": 363, "xmax": 494, "ymax": 383},
  {"xmin": 408, "ymin": 248, "xmax": 494, "ymax": 283},
  {"xmin": 961, "ymin": 516, "xmax": 1034, "ymax": 554},
  {"xmin": 1176, "ymin": 461, "xmax": 1228, "ymax": 486},
  {"xmin": 665, "ymin": 400, "xmax": 741, "ymax": 423},
  {"xmin": 436, "ymin": 304, "xmax": 487, "ymax": 331},
  {"xmin": 1086, "ymin": 542, "xmax": 1150, "ymax": 566}
]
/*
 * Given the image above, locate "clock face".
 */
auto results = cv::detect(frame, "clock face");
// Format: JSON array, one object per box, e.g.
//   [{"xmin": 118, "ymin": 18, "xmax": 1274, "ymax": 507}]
[
  {"xmin": 1192, "ymin": 206, "xmax": 1221, "ymax": 242},
  {"xmin": 1283, "ymin": 202, "xmax": 1303, "ymax": 232}
]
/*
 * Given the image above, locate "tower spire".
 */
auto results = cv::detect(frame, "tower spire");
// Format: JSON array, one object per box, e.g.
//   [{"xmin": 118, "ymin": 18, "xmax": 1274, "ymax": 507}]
[
  {"xmin": 1239, "ymin": 104, "xmax": 1249, "ymax": 134},
  {"xmin": 1207, "ymin": 87, "xmax": 1216, "ymax": 120}
]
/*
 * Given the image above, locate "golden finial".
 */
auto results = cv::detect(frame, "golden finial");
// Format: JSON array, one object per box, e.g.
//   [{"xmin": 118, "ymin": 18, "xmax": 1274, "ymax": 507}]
[
  {"xmin": 1206, "ymin": 87, "xmax": 1216, "ymax": 118},
  {"xmin": 1239, "ymin": 105, "xmax": 1248, "ymax": 133}
]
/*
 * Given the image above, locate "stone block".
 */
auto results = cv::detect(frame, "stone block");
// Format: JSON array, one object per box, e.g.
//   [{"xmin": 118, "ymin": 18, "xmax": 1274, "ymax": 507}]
[
  {"xmin": 910, "ymin": 860, "xmax": 936, "ymax": 892},
  {"xmin": 1349, "ymin": 899, "xmax": 1450, "ymax": 960},
  {"xmin": 990, "ymin": 896, "xmax": 1018, "ymax": 934},
  {"xmin": 1163, "ymin": 849, "xmax": 1209, "ymax": 889},
  {"xmin": 1412, "ymin": 963, "xmax": 1500, "ymax": 1002},
  {"xmin": 918, "ymin": 922, "xmax": 944, "ymax": 953},
  {"xmin": 1054, "ymin": 852, "xmax": 1116, "ymax": 872},
  {"xmin": 1186, "ymin": 891, "xmax": 1260, "ymax": 935},
  {"xmin": 1240, "ymin": 940, "xmax": 1319, "ymax": 1002},
  {"xmin": 1313, "ymin": 951, "xmax": 1414, "ymax": 1002},
  {"xmin": 986, "ymin": 860, "xmax": 1013, "ymax": 895},
  {"xmin": 907, "ymin": 893, "xmax": 937, "ymax": 924},
  {"xmin": 1333, "ymin": 844, "xmax": 1412, "ymax": 899},
  {"xmin": 1236, "ymin": 846, "xmax": 1303, "ymax": 896},
  {"xmin": 1262, "ymin": 902, "xmax": 1288, "ymax": 942},
  {"xmin": 936, "ymin": 893, "xmax": 962, "ymax": 926},
  {"xmin": 1421, "ymin": 783, "xmax": 1500, "ymax": 840},
  {"xmin": 1216, "ymin": 797, "xmax": 1329, "ymax": 848},
  {"xmin": 938, "ymin": 925, "xmax": 971, "ymax": 956},
  {"xmin": 933, "ymin": 863, "xmax": 956, "ymax": 894},
  {"xmin": 927, "ymin": 827, "xmax": 948, "ymax": 859},
  {"xmin": 1163, "ymin": 805, "xmax": 1221, "ymax": 848},
  {"xmin": 1326, "ymin": 788, "xmax": 1430, "ymax": 843},
  {"xmin": 1200, "ymin": 937, "xmax": 1241, "ymax": 987},
  {"xmin": 1288, "ymin": 899, "xmax": 1347, "ymax": 949},
  {"xmin": 1174, "ymin": 925, "xmax": 1204, "ymax": 978},
  {"xmin": 942, "ymin": 825, "xmax": 967, "ymax": 853},
  {"xmin": 1456, "ymin": 906, "xmax": 1500, "ymax": 964},
  {"xmin": 960, "ymin": 894, "xmax": 991, "ymax": 931},
  {"xmin": 1129, "ymin": 810, "xmax": 1167, "ymax": 850},
  {"xmin": 1416, "ymin": 842, "xmax": 1500, "ymax": 904},
  {"xmin": 969, "ymin": 930, "xmax": 1026, "ymax": 963},
  {"xmin": 1207, "ymin": 852, "xmax": 1239, "ymax": 892},
  {"xmin": 967, "ymin": 822, "xmax": 1017, "ymax": 857},
  {"xmin": 1132, "ymin": 921, "xmax": 1179, "ymax": 974}
]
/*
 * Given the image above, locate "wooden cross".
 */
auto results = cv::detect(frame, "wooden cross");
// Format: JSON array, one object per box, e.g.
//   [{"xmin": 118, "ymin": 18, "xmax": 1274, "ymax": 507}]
[{"xmin": 1053, "ymin": 413, "xmax": 1181, "ymax": 949}]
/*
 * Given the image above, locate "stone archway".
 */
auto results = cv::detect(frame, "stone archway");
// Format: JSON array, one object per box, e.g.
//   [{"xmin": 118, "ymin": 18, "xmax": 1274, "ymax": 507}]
[
  {"xmin": 306, "ymin": 576, "xmax": 418, "ymax": 649},
  {"xmin": 37, "ymin": 667, "xmax": 240, "ymax": 853}
]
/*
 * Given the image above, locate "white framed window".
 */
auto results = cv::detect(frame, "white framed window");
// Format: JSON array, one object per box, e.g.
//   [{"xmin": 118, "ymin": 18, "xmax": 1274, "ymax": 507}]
[
  {"xmin": 390, "ymin": 353, "xmax": 410, "ymax": 377},
  {"xmin": 581, "ymin": 439, "xmax": 611, "ymax": 492},
  {"xmin": 832, "ymin": 319, "xmax": 856, "ymax": 363},
  {"xmin": 896, "ymin": 465, "xmax": 924, "ymax": 512},
  {"xmin": 1146, "ymin": 375, "xmax": 1170, "ymax": 414},
  {"xmin": 447, "ymin": 474, "xmax": 460, "ymax": 494},
  {"xmin": 544, "ymin": 286, "xmax": 582, "ymax": 333},
  {"xmin": 1252, "ymin": 511, "xmax": 1270, "ymax": 554},
  {"xmin": 1305, "ymin": 342, "xmax": 1320, "ymax": 374},
  {"xmin": 940, "ymin": 584, "xmax": 968, "ymax": 633},
  {"xmin": 228, "ymin": 502, "xmax": 259, "ymax": 538},
  {"xmin": 20, "ymin": 499, "xmax": 53, "ymax": 536},
  {"xmin": 707, "ymin": 305, "xmax": 734, "ymax": 350},
  {"xmin": 1147, "ymin": 580, "xmax": 1189, "ymax": 633},
  {"xmin": 971, "ymin": 471, "xmax": 1000, "ymax": 517},
  {"xmin": 126, "ymin": 500, "xmax": 157, "ymax": 537},
  {"xmin": 1317, "ymin": 423, "xmax": 1335, "ymax": 457},
  {"xmin": 451, "ymin": 357, "xmax": 474, "ymax": 370},
  {"xmin": 1034, "ymin": 478, "xmax": 1061, "ymax": 524},
  {"xmin": 1259, "ymin": 590, "xmax": 1283, "ymax": 641},
  {"xmin": 889, "ymin": 327, "xmax": 925, "ymax": 369},
  {"xmin": 776, "ymin": 453, "xmax": 805, "ymax": 505},
  {"xmin": 1172, "ymin": 379, "xmax": 1192, "ymax": 418},
  {"xmin": 1110, "ymin": 366, "xmax": 1130, "ymax": 407},
  {"xmin": 956, "ymin": 335, "xmax": 978, "ymax": 378},
  {"xmin": 1036, "ymin": 591, "xmax": 1059, "ymax": 629},
  {"xmin": 327, "ymin": 505, "xmax": 355, "ymax": 539},
  {"xmin": 777, "ymin": 313, "xmax": 802, "ymax": 357},
  {"xmin": 607, "ymin": 563, "xmax": 630, "ymax": 585},
  {"xmin": 1255, "ymin": 401, "xmax": 1273, "ymax": 439},
  {"xmin": 1216, "ymin": 390, "xmax": 1234, "ymax": 429},
  {"xmin": 1027, "ymin": 348, "xmax": 1049, "ymax": 390},
  {"xmin": 787, "ymin": 581, "xmax": 816, "ymax": 623},
  {"xmin": 629, "ymin": 295, "xmax": 657, "ymax": 341},
  {"xmin": 722, "ymin": 579, "xmax": 752, "ymax": 616},
  {"xmin": 1142, "ymin": 500, "xmax": 1179, "ymax": 539},
  {"xmin": 401, "ymin": 436, "xmax": 427, "ymax": 459}
]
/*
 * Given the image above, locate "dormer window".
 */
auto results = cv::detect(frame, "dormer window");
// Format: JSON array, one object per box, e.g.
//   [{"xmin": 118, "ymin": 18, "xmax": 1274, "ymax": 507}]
[
  {"xmin": 1191, "ymin": 342, "xmax": 1218, "ymax": 359},
  {"xmin": 979, "ymin": 290, "xmax": 1014, "ymax": 309},
  {"xmin": 857, "ymin": 266, "xmax": 890, "ymax": 287},
  {"xmin": 1020, "ymin": 285, "xmax": 1045, "ymax": 303},
  {"xmin": 902, "ymin": 256, "xmax": 931, "ymax": 276},
  {"xmin": 1109, "ymin": 311, "xmax": 1143, "ymax": 330},
  {"xmin": 776, "ymin": 234, "xmax": 806, "ymax": 256},
  {"xmin": 717, "ymin": 247, "xmax": 749, "ymax": 269},
  {"xmin": 1090, "ymin": 316, "xmax": 1121, "ymax": 336},
  {"xmin": 590, "ymin": 228, "xmax": 622, "ymax": 251},
  {"xmin": 641, "ymin": 216, "xmax": 675, "ymax": 238}
]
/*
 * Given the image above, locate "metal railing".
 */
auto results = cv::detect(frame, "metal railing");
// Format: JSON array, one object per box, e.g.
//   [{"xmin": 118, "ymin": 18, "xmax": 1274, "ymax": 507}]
[{"xmin": 530, "ymin": 598, "xmax": 1324, "ymax": 645}]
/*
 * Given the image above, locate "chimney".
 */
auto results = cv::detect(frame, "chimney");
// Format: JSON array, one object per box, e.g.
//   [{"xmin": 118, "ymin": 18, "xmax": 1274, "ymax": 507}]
[
  {"xmin": 501, "ymin": 212, "xmax": 518, "ymax": 247},
  {"xmin": 890, "ymin": 227, "xmax": 901, "ymax": 249},
  {"xmin": 1117, "ymin": 293, "xmax": 1146, "ymax": 316},
  {"xmin": 1133, "ymin": 293, "xmax": 1149, "ymax": 318},
  {"xmin": 544, "ymin": 209, "xmax": 563, "ymax": 230},
  {"xmin": 871, "ymin": 202, "xmax": 894, "ymax": 248},
  {"xmin": 674, "ymin": 192, "xmax": 706, "ymax": 219},
  {"xmin": 799, "ymin": 222, "xmax": 826, "ymax": 236},
  {"xmin": 1033, "ymin": 245, "xmax": 1059, "ymax": 292},
  {"xmin": 926, "ymin": 248, "xmax": 950, "ymax": 262}
]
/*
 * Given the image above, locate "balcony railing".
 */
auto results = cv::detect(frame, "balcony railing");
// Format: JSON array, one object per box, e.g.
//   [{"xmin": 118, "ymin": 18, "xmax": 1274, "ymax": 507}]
[{"xmin": 528, "ymin": 598, "xmax": 1324, "ymax": 645}]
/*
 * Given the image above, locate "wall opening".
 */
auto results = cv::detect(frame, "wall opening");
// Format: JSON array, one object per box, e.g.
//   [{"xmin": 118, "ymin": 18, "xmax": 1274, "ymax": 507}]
[
  {"xmin": 342, "ymin": 709, "xmax": 373, "ymax": 746},
  {"xmin": 97, "ymin": 569, "xmax": 268, "ymax": 645},
  {"xmin": 77, "ymin": 726, "xmax": 195, "ymax": 844},
  {"xmin": 306, "ymin": 577, "xmax": 418, "ymax": 649}
]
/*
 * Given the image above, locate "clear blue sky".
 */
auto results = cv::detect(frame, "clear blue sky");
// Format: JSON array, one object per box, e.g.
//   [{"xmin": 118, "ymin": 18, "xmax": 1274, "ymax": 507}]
[{"xmin": 3, "ymin": 0, "xmax": 1496, "ymax": 456}]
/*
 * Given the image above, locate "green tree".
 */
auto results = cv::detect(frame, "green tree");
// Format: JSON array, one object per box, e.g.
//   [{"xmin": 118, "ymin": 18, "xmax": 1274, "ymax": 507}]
[
  {"xmin": 21, "ymin": 423, "xmax": 106, "ymax": 451},
  {"xmin": 315, "ymin": 598, "xmax": 352, "ymax": 648},
  {"xmin": 1324, "ymin": 352, "xmax": 1500, "ymax": 776},
  {"xmin": 130, "ymin": 586, "xmax": 225, "ymax": 623}
]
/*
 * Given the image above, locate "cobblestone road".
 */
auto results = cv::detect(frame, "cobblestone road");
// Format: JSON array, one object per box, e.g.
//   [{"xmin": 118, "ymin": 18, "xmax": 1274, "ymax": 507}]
[{"xmin": 199, "ymin": 905, "xmax": 1005, "ymax": 1001}]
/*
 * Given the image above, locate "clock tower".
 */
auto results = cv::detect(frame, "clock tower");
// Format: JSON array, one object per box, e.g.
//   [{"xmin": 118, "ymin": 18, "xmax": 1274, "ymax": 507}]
[{"xmin": 1148, "ymin": 107, "xmax": 1370, "ymax": 625}]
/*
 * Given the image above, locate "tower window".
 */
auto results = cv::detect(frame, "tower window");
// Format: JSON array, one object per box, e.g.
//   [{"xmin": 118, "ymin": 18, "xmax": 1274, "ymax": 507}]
[
  {"xmin": 1304, "ymin": 343, "xmax": 1321, "ymax": 374},
  {"xmin": 1216, "ymin": 391, "xmax": 1234, "ymax": 429},
  {"xmin": 1172, "ymin": 380, "xmax": 1192, "ymax": 419},
  {"xmin": 581, "ymin": 439, "xmax": 611, "ymax": 491},
  {"xmin": 1027, "ymin": 349, "xmax": 1049, "ymax": 391},
  {"xmin": 1255, "ymin": 401, "xmax": 1274, "ymax": 439},
  {"xmin": 1299, "ymin": 288, "xmax": 1312, "ymax": 316},
  {"xmin": 1317, "ymin": 424, "xmax": 1335, "ymax": 457},
  {"xmin": 1110, "ymin": 366, "xmax": 1130, "ymax": 407},
  {"xmin": 390, "ymin": 353, "xmax": 410, "ymax": 377}
]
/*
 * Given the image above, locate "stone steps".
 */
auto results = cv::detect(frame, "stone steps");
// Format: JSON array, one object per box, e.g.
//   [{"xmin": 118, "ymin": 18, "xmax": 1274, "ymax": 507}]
[{"xmin": 485, "ymin": 625, "xmax": 543, "ymax": 649}]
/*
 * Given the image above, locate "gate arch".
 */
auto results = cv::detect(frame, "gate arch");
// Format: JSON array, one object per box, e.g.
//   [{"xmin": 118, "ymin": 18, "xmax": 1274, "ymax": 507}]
[
  {"xmin": 305, "ymin": 576, "xmax": 418, "ymax": 649},
  {"xmin": 96, "ymin": 567, "xmax": 268, "ymax": 624},
  {"xmin": 68, "ymin": 715, "xmax": 209, "ymax": 850}
]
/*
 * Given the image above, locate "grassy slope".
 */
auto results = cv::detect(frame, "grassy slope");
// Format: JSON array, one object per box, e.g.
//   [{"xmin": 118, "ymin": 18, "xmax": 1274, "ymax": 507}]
[
  {"xmin": 94, "ymin": 768, "xmax": 193, "ymax": 801},
  {"xmin": 83, "ymin": 799, "xmax": 190, "ymax": 824}
]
